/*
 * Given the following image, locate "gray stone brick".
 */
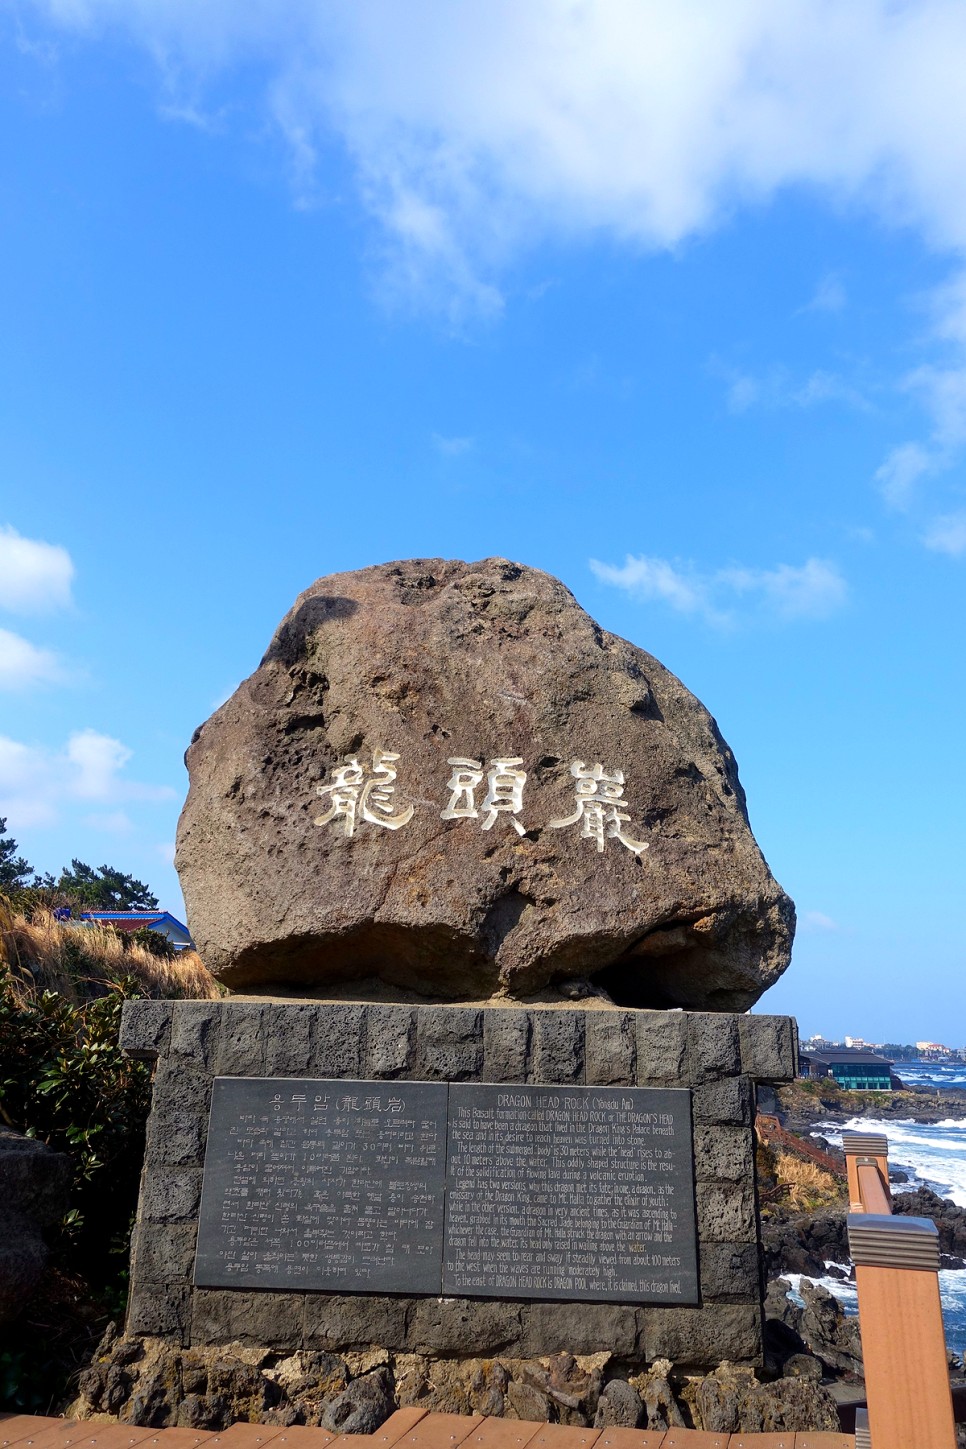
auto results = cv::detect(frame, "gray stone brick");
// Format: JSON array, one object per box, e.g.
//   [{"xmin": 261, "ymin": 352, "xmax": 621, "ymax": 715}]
[
  {"xmin": 153, "ymin": 1057, "xmax": 212, "ymax": 1121},
  {"xmin": 120, "ymin": 999, "xmax": 173, "ymax": 1060},
  {"xmin": 170, "ymin": 1001, "xmax": 220, "ymax": 1069},
  {"xmin": 415, "ymin": 1007, "xmax": 484, "ymax": 1080},
  {"xmin": 688, "ymin": 1013, "xmax": 741, "ymax": 1083},
  {"xmin": 636, "ymin": 1011, "xmax": 688, "ymax": 1085},
  {"xmin": 366, "ymin": 1005, "xmax": 416, "ymax": 1077},
  {"xmin": 126, "ymin": 1284, "xmax": 190, "ymax": 1342},
  {"xmin": 312, "ymin": 1004, "xmax": 365, "ymax": 1077},
  {"xmin": 738, "ymin": 1014, "xmax": 798, "ymax": 1082},
  {"xmin": 522, "ymin": 1301, "xmax": 636, "ymax": 1357},
  {"xmin": 531, "ymin": 1011, "xmax": 584, "ymax": 1084},
  {"xmin": 131, "ymin": 1222, "xmax": 198, "ymax": 1283},
  {"xmin": 692, "ymin": 1075, "xmax": 753, "ymax": 1126},
  {"xmin": 641, "ymin": 1302, "xmax": 762, "ymax": 1365},
  {"xmin": 146, "ymin": 1105, "xmax": 205, "ymax": 1167},
  {"xmin": 585, "ymin": 1012, "xmax": 636, "ymax": 1086},
  {"xmin": 692, "ymin": 1125, "xmax": 755, "ymax": 1183},
  {"xmin": 407, "ymin": 1298, "xmax": 523, "ymax": 1354},
  {"xmin": 696, "ymin": 1181, "xmax": 757, "ymax": 1243},
  {"xmin": 192, "ymin": 1289, "xmax": 304, "ymax": 1348},
  {"xmin": 483, "ymin": 1008, "xmax": 530, "ymax": 1083},
  {"xmin": 700, "ymin": 1242, "xmax": 761, "ymax": 1302},
  {"xmin": 264, "ymin": 1003, "xmax": 319, "ymax": 1076},
  {"xmin": 304, "ymin": 1293, "xmax": 410, "ymax": 1350},
  {"xmin": 139, "ymin": 1167, "xmax": 202, "ymax": 1223},
  {"xmin": 214, "ymin": 1002, "xmax": 268, "ymax": 1075}
]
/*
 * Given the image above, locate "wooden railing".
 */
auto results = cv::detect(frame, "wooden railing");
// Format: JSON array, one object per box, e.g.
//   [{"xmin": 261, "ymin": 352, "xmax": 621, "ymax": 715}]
[
  {"xmin": 843, "ymin": 1130, "xmax": 956, "ymax": 1448},
  {"xmin": 756, "ymin": 1111, "xmax": 847, "ymax": 1176}
]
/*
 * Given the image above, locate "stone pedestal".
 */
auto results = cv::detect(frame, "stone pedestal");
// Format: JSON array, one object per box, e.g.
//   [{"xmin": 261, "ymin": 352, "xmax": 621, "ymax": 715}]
[{"xmin": 121, "ymin": 999, "xmax": 796, "ymax": 1372}]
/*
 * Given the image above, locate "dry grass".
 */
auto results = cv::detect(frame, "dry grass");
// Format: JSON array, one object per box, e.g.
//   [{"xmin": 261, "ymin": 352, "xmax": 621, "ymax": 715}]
[
  {"xmin": 774, "ymin": 1150, "xmax": 841, "ymax": 1210},
  {"xmin": 0, "ymin": 901, "xmax": 219, "ymax": 1003}
]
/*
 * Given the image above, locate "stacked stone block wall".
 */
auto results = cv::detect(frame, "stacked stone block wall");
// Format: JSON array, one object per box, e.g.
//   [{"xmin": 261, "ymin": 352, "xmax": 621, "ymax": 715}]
[{"xmin": 121, "ymin": 1000, "xmax": 797, "ymax": 1370}]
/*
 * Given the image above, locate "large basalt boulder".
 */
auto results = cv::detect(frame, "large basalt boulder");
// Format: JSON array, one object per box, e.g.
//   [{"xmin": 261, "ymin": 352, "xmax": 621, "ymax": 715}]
[{"xmin": 176, "ymin": 557, "xmax": 793, "ymax": 1007}]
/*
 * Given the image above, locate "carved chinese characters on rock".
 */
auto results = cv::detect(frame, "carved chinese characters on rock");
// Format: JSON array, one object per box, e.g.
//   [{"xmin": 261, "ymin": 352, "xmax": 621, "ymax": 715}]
[
  {"xmin": 314, "ymin": 749, "xmax": 415, "ymax": 837},
  {"xmin": 441, "ymin": 757, "xmax": 527, "ymax": 835},
  {"xmin": 548, "ymin": 760, "xmax": 649, "ymax": 856},
  {"xmin": 312, "ymin": 747, "xmax": 650, "ymax": 855}
]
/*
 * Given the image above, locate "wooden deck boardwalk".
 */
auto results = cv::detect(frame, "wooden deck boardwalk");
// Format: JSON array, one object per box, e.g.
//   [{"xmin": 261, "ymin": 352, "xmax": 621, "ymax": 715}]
[{"xmin": 0, "ymin": 1409, "xmax": 854, "ymax": 1449}]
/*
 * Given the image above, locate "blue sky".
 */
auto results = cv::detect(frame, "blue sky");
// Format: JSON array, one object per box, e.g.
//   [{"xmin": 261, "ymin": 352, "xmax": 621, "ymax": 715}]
[{"xmin": 1, "ymin": 2, "xmax": 964, "ymax": 1044}]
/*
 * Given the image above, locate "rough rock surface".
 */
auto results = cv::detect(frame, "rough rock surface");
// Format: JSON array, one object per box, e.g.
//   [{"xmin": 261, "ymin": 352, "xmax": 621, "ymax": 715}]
[
  {"xmin": 764, "ymin": 1277, "xmax": 863, "ymax": 1380},
  {"xmin": 178, "ymin": 558, "xmax": 793, "ymax": 1008},
  {"xmin": 0, "ymin": 1125, "xmax": 71, "ymax": 1324},
  {"xmin": 73, "ymin": 1332, "xmax": 843, "ymax": 1434}
]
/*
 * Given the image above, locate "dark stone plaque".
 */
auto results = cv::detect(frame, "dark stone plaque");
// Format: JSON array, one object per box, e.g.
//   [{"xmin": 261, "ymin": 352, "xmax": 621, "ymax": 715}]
[
  {"xmin": 443, "ymin": 1083, "xmax": 697, "ymax": 1303},
  {"xmin": 194, "ymin": 1077, "xmax": 448, "ymax": 1293}
]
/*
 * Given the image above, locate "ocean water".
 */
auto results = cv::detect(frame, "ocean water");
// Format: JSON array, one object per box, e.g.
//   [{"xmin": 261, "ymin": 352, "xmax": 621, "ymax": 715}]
[{"xmin": 800, "ymin": 1062, "xmax": 966, "ymax": 1355}]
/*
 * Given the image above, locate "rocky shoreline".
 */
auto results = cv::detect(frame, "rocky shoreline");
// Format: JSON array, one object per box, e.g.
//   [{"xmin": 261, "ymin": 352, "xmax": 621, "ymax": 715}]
[{"xmin": 779, "ymin": 1081, "xmax": 966, "ymax": 1135}]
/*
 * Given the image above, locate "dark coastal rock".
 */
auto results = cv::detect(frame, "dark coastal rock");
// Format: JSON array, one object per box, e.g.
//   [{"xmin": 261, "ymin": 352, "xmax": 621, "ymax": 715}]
[
  {"xmin": 0, "ymin": 1125, "xmax": 71, "ymax": 1324},
  {"xmin": 761, "ymin": 1208, "xmax": 850, "ymax": 1280},
  {"xmin": 177, "ymin": 557, "xmax": 794, "ymax": 1008},
  {"xmin": 894, "ymin": 1186, "xmax": 966, "ymax": 1258},
  {"xmin": 766, "ymin": 1277, "xmax": 863, "ymax": 1379}
]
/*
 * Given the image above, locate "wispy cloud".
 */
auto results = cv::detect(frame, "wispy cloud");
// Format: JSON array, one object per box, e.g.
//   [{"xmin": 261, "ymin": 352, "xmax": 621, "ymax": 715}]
[
  {"xmin": 590, "ymin": 554, "xmax": 847, "ymax": 627},
  {"xmin": 16, "ymin": 3, "xmax": 966, "ymax": 319},
  {"xmin": 801, "ymin": 910, "xmax": 839, "ymax": 932},
  {"xmin": 874, "ymin": 442, "xmax": 934, "ymax": 508},
  {"xmin": 922, "ymin": 510, "xmax": 966, "ymax": 557},
  {"xmin": 431, "ymin": 432, "xmax": 474, "ymax": 456},
  {"xmin": 22, "ymin": 1, "xmax": 966, "ymax": 526},
  {"xmin": 0, "ymin": 728, "xmax": 175, "ymax": 829},
  {"xmin": 800, "ymin": 273, "xmax": 847, "ymax": 315},
  {"xmin": 873, "ymin": 294, "xmax": 966, "ymax": 514},
  {"xmin": 0, "ymin": 627, "xmax": 68, "ymax": 690},
  {"xmin": 724, "ymin": 366, "xmax": 871, "ymax": 416},
  {"xmin": 0, "ymin": 523, "xmax": 74, "ymax": 613}
]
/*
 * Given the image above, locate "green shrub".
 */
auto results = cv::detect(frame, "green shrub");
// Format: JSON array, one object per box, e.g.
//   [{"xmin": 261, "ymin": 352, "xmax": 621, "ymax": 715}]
[
  {"xmin": 0, "ymin": 971, "xmax": 153, "ymax": 1410},
  {"xmin": 0, "ymin": 974, "xmax": 151, "ymax": 1265}
]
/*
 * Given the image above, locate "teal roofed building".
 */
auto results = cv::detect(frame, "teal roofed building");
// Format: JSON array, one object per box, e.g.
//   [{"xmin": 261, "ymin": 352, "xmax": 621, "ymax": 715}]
[{"xmin": 800, "ymin": 1045, "xmax": 894, "ymax": 1090}]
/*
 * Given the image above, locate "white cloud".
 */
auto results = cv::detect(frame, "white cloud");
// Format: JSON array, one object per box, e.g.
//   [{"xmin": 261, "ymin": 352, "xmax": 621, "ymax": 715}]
[
  {"xmin": 874, "ymin": 441, "xmax": 934, "ymax": 508},
  {"xmin": 801, "ymin": 910, "xmax": 839, "ymax": 932},
  {"xmin": 431, "ymin": 432, "xmax": 474, "ymax": 456},
  {"xmin": 67, "ymin": 728, "xmax": 133, "ymax": 799},
  {"xmin": 0, "ymin": 627, "xmax": 67, "ymax": 690},
  {"xmin": 0, "ymin": 524, "xmax": 74, "ymax": 613},
  {"xmin": 923, "ymin": 510, "xmax": 966, "ymax": 557},
  {"xmin": 23, "ymin": 0, "xmax": 966, "ymax": 509},
  {"xmin": 0, "ymin": 728, "xmax": 175, "ymax": 830},
  {"xmin": 801, "ymin": 273, "xmax": 846, "ymax": 314},
  {"xmin": 157, "ymin": 840, "xmax": 176, "ymax": 865},
  {"xmin": 719, "ymin": 558, "xmax": 848, "ymax": 620},
  {"xmin": 18, "ymin": 3, "xmax": 966, "ymax": 304},
  {"xmin": 590, "ymin": 553, "xmax": 847, "ymax": 626},
  {"xmin": 726, "ymin": 366, "xmax": 870, "ymax": 416}
]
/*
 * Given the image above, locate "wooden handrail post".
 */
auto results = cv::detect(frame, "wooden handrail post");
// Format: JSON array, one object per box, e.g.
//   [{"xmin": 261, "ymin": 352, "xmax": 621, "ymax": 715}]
[
  {"xmin": 842, "ymin": 1130, "xmax": 890, "ymax": 1210},
  {"xmin": 848, "ymin": 1214, "xmax": 956, "ymax": 1448}
]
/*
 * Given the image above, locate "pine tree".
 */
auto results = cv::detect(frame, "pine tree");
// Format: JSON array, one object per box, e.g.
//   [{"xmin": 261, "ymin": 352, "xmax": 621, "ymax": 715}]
[
  {"xmin": 54, "ymin": 860, "xmax": 159, "ymax": 910},
  {"xmin": 0, "ymin": 817, "xmax": 33, "ymax": 890}
]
